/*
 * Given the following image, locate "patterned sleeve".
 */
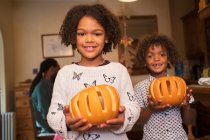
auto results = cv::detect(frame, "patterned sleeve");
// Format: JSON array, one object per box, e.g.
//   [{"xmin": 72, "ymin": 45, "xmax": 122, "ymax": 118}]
[
  {"xmin": 111, "ymin": 65, "xmax": 140, "ymax": 134},
  {"xmin": 134, "ymin": 82, "xmax": 147, "ymax": 108},
  {"xmin": 47, "ymin": 70, "xmax": 79, "ymax": 140}
]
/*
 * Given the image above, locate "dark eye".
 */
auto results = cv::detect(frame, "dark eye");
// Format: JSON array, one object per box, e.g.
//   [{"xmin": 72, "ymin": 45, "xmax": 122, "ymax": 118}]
[
  {"xmin": 94, "ymin": 32, "xmax": 102, "ymax": 36},
  {"xmin": 77, "ymin": 32, "xmax": 85, "ymax": 36},
  {"xmin": 146, "ymin": 54, "xmax": 152, "ymax": 58},
  {"xmin": 160, "ymin": 52, "xmax": 167, "ymax": 56}
]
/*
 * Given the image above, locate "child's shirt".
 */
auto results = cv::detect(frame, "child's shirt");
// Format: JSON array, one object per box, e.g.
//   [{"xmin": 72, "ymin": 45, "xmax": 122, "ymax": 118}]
[
  {"xmin": 134, "ymin": 75, "xmax": 194, "ymax": 140},
  {"xmin": 47, "ymin": 62, "xmax": 140, "ymax": 140}
]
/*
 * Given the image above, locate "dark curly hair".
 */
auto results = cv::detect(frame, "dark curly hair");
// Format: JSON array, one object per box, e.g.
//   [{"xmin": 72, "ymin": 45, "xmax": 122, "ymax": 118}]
[
  {"xmin": 59, "ymin": 4, "xmax": 121, "ymax": 54},
  {"xmin": 137, "ymin": 33, "xmax": 180, "ymax": 68}
]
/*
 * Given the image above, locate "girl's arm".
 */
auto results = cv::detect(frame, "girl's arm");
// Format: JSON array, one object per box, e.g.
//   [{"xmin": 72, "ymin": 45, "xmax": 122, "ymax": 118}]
[
  {"xmin": 137, "ymin": 95, "xmax": 171, "ymax": 126},
  {"xmin": 47, "ymin": 70, "xmax": 80, "ymax": 140},
  {"xmin": 110, "ymin": 65, "xmax": 140, "ymax": 134},
  {"xmin": 182, "ymin": 104, "xmax": 193, "ymax": 125},
  {"xmin": 181, "ymin": 88, "xmax": 194, "ymax": 125},
  {"xmin": 137, "ymin": 107, "xmax": 152, "ymax": 126}
]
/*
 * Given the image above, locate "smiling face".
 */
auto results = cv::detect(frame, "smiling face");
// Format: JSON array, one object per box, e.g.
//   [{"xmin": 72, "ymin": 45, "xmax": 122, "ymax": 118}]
[
  {"xmin": 76, "ymin": 16, "xmax": 106, "ymax": 65},
  {"xmin": 145, "ymin": 44, "xmax": 169, "ymax": 77}
]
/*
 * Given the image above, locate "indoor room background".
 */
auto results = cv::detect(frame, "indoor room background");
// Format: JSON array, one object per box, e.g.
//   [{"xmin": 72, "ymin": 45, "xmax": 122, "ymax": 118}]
[{"xmin": 0, "ymin": 0, "xmax": 195, "ymax": 113}]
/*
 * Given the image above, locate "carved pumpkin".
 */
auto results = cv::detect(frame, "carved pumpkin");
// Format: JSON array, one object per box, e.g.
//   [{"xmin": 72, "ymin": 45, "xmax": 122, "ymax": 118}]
[
  {"xmin": 149, "ymin": 76, "xmax": 186, "ymax": 106},
  {"xmin": 69, "ymin": 84, "xmax": 120, "ymax": 125}
]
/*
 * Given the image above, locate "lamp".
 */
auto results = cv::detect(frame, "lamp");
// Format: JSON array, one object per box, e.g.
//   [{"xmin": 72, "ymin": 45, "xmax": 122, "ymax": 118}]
[{"xmin": 118, "ymin": 0, "xmax": 138, "ymax": 2}]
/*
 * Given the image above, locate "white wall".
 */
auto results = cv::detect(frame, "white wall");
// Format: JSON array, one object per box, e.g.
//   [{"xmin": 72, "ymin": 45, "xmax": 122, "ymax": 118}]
[{"xmin": 13, "ymin": 0, "xmax": 172, "ymax": 86}]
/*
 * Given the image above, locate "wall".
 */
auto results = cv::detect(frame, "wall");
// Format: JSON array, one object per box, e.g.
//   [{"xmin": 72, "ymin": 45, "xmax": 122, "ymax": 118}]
[
  {"xmin": 12, "ymin": 0, "xmax": 172, "ymax": 86},
  {"xmin": 169, "ymin": 0, "xmax": 195, "ymax": 60},
  {"xmin": 169, "ymin": 0, "xmax": 196, "ymax": 80},
  {"xmin": 0, "ymin": 0, "xmax": 15, "ymax": 112},
  {"xmin": 1, "ymin": 0, "xmax": 196, "ymax": 111}
]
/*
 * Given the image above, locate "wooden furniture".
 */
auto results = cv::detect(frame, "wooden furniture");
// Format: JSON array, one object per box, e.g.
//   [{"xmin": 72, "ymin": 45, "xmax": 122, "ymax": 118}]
[
  {"xmin": 15, "ymin": 83, "xmax": 54, "ymax": 140},
  {"xmin": 199, "ymin": 5, "xmax": 210, "ymax": 66},
  {"xmin": 188, "ymin": 85, "xmax": 210, "ymax": 138},
  {"xmin": 15, "ymin": 84, "xmax": 36, "ymax": 140},
  {"xmin": 182, "ymin": 9, "xmax": 205, "ymax": 61}
]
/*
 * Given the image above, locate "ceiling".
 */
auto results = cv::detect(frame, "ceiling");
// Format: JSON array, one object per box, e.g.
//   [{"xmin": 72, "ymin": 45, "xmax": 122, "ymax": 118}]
[{"xmin": 12, "ymin": 0, "xmax": 98, "ymax": 2}]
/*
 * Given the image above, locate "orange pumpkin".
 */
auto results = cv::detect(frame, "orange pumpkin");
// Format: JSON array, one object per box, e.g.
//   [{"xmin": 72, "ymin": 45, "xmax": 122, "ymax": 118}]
[
  {"xmin": 69, "ymin": 84, "xmax": 120, "ymax": 125},
  {"xmin": 149, "ymin": 76, "xmax": 186, "ymax": 106}
]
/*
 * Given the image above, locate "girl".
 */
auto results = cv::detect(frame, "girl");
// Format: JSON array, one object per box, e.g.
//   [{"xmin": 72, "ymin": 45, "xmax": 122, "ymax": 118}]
[
  {"xmin": 134, "ymin": 33, "xmax": 194, "ymax": 140},
  {"xmin": 30, "ymin": 58, "xmax": 60, "ymax": 133},
  {"xmin": 47, "ymin": 4, "xmax": 140, "ymax": 140}
]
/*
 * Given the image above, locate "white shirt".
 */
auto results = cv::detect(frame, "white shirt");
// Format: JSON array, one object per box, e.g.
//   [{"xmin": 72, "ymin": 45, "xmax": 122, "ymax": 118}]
[{"xmin": 47, "ymin": 62, "xmax": 140, "ymax": 140}]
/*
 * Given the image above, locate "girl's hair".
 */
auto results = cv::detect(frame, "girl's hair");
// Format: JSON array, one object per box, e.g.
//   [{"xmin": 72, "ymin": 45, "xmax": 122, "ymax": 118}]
[
  {"xmin": 30, "ymin": 58, "xmax": 58, "ymax": 95},
  {"xmin": 137, "ymin": 33, "xmax": 180, "ymax": 68},
  {"xmin": 59, "ymin": 4, "xmax": 121, "ymax": 54}
]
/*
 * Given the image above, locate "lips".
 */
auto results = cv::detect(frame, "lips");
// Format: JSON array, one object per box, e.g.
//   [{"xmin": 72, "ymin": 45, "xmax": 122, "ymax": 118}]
[
  {"xmin": 84, "ymin": 46, "xmax": 96, "ymax": 52},
  {"xmin": 152, "ymin": 63, "xmax": 162, "ymax": 69}
]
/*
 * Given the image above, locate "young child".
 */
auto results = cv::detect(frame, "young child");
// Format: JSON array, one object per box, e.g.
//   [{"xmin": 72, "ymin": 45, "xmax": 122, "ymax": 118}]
[
  {"xmin": 47, "ymin": 4, "xmax": 140, "ymax": 140},
  {"xmin": 134, "ymin": 33, "xmax": 194, "ymax": 140}
]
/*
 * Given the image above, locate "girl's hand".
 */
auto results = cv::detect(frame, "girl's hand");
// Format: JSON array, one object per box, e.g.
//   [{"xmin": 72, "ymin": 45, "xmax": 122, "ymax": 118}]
[
  {"xmin": 97, "ymin": 106, "xmax": 125, "ymax": 129},
  {"xmin": 180, "ymin": 87, "xmax": 192, "ymax": 108},
  {"xmin": 147, "ymin": 95, "xmax": 171, "ymax": 111},
  {"xmin": 63, "ymin": 105, "xmax": 92, "ymax": 132}
]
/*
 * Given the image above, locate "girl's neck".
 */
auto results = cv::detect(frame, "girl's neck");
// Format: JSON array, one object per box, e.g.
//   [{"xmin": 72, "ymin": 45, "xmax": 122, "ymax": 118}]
[
  {"xmin": 78, "ymin": 58, "xmax": 105, "ymax": 67},
  {"xmin": 151, "ymin": 71, "xmax": 168, "ymax": 78}
]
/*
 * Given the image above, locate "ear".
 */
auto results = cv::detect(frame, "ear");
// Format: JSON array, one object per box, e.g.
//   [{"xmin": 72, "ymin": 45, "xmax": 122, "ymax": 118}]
[{"xmin": 105, "ymin": 40, "xmax": 108, "ymax": 43}]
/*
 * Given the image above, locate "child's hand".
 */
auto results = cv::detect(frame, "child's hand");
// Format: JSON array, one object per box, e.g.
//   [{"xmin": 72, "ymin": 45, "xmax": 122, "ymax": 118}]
[
  {"xmin": 97, "ymin": 106, "xmax": 125, "ymax": 129},
  {"xmin": 180, "ymin": 87, "xmax": 192, "ymax": 108},
  {"xmin": 63, "ymin": 105, "xmax": 92, "ymax": 132},
  {"xmin": 147, "ymin": 95, "xmax": 171, "ymax": 111}
]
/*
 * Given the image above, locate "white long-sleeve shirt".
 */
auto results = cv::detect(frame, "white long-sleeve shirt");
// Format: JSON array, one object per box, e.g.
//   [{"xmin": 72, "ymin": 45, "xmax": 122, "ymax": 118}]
[{"xmin": 47, "ymin": 62, "xmax": 140, "ymax": 140}]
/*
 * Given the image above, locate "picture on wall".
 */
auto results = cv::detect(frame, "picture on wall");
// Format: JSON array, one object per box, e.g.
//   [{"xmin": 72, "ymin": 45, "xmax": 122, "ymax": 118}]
[{"xmin": 41, "ymin": 34, "xmax": 74, "ymax": 58}]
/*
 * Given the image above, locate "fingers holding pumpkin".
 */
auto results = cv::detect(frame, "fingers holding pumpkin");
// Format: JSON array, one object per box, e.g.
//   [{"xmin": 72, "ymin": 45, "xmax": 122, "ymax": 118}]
[
  {"xmin": 180, "ymin": 87, "xmax": 192, "ymax": 107},
  {"xmin": 70, "ymin": 119, "xmax": 92, "ymax": 132},
  {"xmin": 97, "ymin": 106, "xmax": 125, "ymax": 129},
  {"xmin": 148, "ymin": 95, "xmax": 171, "ymax": 111},
  {"xmin": 64, "ymin": 105, "xmax": 92, "ymax": 132}
]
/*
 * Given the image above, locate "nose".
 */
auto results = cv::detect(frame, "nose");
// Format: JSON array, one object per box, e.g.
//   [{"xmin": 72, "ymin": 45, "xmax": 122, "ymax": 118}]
[
  {"xmin": 85, "ymin": 34, "xmax": 93, "ymax": 42},
  {"xmin": 154, "ymin": 54, "xmax": 160, "ymax": 61}
]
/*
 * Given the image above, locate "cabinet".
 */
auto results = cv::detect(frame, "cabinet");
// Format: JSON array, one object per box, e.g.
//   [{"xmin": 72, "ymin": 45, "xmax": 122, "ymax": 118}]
[
  {"xmin": 188, "ymin": 85, "xmax": 210, "ymax": 137},
  {"xmin": 15, "ymin": 84, "xmax": 36, "ymax": 140},
  {"xmin": 182, "ymin": 10, "xmax": 205, "ymax": 61},
  {"xmin": 199, "ymin": 5, "xmax": 210, "ymax": 66}
]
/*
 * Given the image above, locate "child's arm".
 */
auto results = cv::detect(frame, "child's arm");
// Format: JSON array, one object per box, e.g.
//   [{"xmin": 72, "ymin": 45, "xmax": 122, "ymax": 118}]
[
  {"xmin": 47, "ymin": 70, "xmax": 80, "ymax": 140},
  {"xmin": 106, "ymin": 65, "xmax": 140, "ymax": 134},
  {"xmin": 137, "ymin": 107, "xmax": 152, "ymax": 126},
  {"xmin": 181, "ymin": 88, "xmax": 193, "ymax": 125},
  {"xmin": 137, "ymin": 95, "xmax": 171, "ymax": 125}
]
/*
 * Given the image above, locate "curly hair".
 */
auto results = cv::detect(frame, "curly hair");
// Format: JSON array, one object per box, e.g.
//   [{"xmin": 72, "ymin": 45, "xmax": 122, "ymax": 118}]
[
  {"xmin": 59, "ymin": 4, "xmax": 122, "ymax": 54},
  {"xmin": 137, "ymin": 33, "xmax": 180, "ymax": 68}
]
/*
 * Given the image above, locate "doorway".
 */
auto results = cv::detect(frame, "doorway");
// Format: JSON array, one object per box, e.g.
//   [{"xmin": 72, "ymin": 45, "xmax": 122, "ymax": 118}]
[{"xmin": 0, "ymin": 29, "xmax": 6, "ymax": 113}]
